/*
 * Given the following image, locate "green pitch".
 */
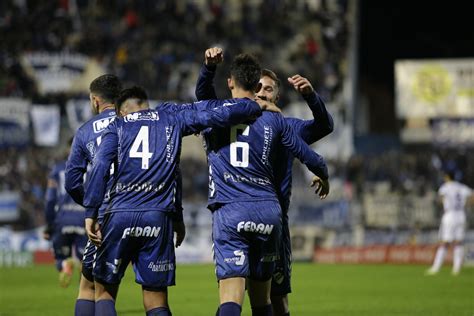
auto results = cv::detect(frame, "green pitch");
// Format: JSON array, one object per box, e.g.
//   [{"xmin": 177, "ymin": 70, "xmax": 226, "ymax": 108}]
[{"xmin": 0, "ymin": 263, "xmax": 473, "ymax": 315}]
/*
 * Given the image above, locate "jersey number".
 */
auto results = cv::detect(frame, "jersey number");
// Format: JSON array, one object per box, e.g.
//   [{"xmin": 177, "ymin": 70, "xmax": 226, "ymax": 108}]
[
  {"xmin": 230, "ymin": 124, "xmax": 250, "ymax": 168},
  {"xmin": 130, "ymin": 126, "xmax": 153, "ymax": 169}
]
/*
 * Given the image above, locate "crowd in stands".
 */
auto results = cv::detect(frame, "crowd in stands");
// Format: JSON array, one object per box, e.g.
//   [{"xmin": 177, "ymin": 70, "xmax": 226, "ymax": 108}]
[{"xmin": 0, "ymin": 0, "xmax": 349, "ymax": 104}]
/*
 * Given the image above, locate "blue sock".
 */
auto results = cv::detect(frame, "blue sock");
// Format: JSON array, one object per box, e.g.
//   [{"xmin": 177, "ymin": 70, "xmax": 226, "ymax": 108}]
[
  {"xmin": 219, "ymin": 302, "xmax": 241, "ymax": 316},
  {"xmin": 146, "ymin": 307, "xmax": 171, "ymax": 316},
  {"xmin": 251, "ymin": 304, "xmax": 272, "ymax": 316},
  {"xmin": 74, "ymin": 299, "xmax": 94, "ymax": 316},
  {"xmin": 95, "ymin": 299, "xmax": 116, "ymax": 316}
]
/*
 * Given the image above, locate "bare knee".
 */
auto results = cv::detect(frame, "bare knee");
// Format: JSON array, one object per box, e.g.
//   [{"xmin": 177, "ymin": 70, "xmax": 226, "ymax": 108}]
[
  {"xmin": 77, "ymin": 275, "xmax": 95, "ymax": 300},
  {"xmin": 142, "ymin": 287, "xmax": 168, "ymax": 312},
  {"xmin": 248, "ymin": 279, "xmax": 272, "ymax": 307},
  {"xmin": 271, "ymin": 294, "xmax": 289, "ymax": 316}
]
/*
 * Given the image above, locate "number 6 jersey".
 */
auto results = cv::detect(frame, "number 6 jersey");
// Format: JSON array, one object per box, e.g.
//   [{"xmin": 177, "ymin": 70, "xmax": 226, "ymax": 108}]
[{"xmin": 202, "ymin": 110, "xmax": 328, "ymax": 209}]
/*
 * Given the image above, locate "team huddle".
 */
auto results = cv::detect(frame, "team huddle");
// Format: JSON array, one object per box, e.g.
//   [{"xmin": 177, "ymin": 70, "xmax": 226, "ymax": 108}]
[
  {"xmin": 43, "ymin": 47, "xmax": 473, "ymax": 316},
  {"xmin": 43, "ymin": 48, "xmax": 332, "ymax": 316}
]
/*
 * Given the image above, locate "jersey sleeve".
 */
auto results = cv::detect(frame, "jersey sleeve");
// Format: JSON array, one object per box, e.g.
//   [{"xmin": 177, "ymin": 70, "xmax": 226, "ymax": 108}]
[
  {"xmin": 65, "ymin": 130, "xmax": 88, "ymax": 205},
  {"xmin": 278, "ymin": 115, "xmax": 329, "ymax": 180},
  {"xmin": 284, "ymin": 92, "xmax": 334, "ymax": 144},
  {"xmin": 178, "ymin": 99, "xmax": 262, "ymax": 136},
  {"xmin": 83, "ymin": 122, "xmax": 119, "ymax": 218},
  {"xmin": 195, "ymin": 64, "xmax": 218, "ymax": 101}
]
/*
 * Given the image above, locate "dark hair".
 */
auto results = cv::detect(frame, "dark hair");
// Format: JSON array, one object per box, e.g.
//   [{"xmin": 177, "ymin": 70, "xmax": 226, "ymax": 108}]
[
  {"xmin": 115, "ymin": 86, "xmax": 149, "ymax": 113},
  {"xmin": 261, "ymin": 68, "xmax": 281, "ymax": 89},
  {"xmin": 230, "ymin": 53, "xmax": 261, "ymax": 91},
  {"xmin": 89, "ymin": 74, "xmax": 122, "ymax": 103},
  {"xmin": 444, "ymin": 169, "xmax": 456, "ymax": 180}
]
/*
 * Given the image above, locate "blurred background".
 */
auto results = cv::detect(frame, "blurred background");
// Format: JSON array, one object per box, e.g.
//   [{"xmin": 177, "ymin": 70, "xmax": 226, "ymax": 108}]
[{"xmin": 0, "ymin": 0, "xmax": 473, "ymax": 267}]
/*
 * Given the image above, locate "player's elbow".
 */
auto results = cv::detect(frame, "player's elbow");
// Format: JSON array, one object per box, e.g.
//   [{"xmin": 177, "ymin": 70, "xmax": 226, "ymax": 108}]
[{"xmin": 326, "ymin": 115, "xmax": 335, "ymax": 134}]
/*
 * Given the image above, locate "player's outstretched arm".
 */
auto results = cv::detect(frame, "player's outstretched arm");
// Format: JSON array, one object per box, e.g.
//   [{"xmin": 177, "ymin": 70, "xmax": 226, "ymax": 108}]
[
  {"xmin": 287, "ymin": 75, "xmax": 334, "ymax": 144},
  {"xmin": 178, "ymin": 99, "xmax": 265, "ymax": 135},
  {"xmin": 65, "ymin": 134, "xmax": 88, "ymax": 205},
  {"xmin": 195, "ymin": 47, "xmax": 223, "ymax": 101},
  {"xmin": 279, "ymin": 116, "xmax": 329, "ymax": 199}
]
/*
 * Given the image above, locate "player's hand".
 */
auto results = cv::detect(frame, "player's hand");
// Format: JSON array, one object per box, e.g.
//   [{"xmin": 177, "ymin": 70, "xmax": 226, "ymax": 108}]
[
  {"xmin": 205, "ymin": 47, "xmax": 224, "ymax": 66},
  {"xmin": 288, "ymin": 75, "xmax": 314, "ymax": 95},
  {"xmin": 311, "ymin": 175, "xmax": 330, "ymax": 199},
  {"xmin": 85, "ymin": 218, "xmax": 102, "ymax": 247},
  {"xmin": 173, "ymin": 221, "xmax": 186, "ymax": 248},
  {"xmin": 255, "ymin": 99, "xmax": 281, "ymax": 113}
]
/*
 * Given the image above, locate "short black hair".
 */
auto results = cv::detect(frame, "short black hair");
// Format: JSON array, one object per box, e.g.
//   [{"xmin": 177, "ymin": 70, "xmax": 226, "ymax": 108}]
[
  {"xmin": 115, "ymin": 86, "xmax": 149, "ymax": 113},
  {"xmin": 89, "ymin": 74, "xmax": 122, "ymax": 103},
  {"xmin": 444, "ymin": 169, "xmax": 456, "ymax": 180},
  {"xmin": 230, "ymin": 53, "xmax": 261, "ymax": 91}
]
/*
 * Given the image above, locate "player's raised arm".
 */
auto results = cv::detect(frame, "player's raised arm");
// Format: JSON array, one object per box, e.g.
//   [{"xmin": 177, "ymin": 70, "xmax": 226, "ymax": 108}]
[
  {"xmin": 195, "ymin": 47, "xmax": 223, "ymax": 101},
  {"xmin": 64, "ymin": 134, "xmax": 88, "ymax": 205},
  {"xmin": 178, "ymin": 98, "xmax": 280, "ymax": 136},
  {"xmin": 286, "ymin": 74, "xmax": 334, "ymax": 144},
  {"xmin": 279, "ymin": 115, "xmax": 329, "ymax": 198}
]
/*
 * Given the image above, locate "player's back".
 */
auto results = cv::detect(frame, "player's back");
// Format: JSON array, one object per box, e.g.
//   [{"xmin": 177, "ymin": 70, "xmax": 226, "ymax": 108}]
[
  {"xmin": 439, "ymin": 181, "xmax": 472, "ymax": 213},
  {"xmin": 50, "ymin": 160, "xmax": 85, "ymax": 227},
  {"xmin": 204, "ymin": 111, "xmax": 292, "ymax": 208},
  {"xmin": 107, "ymin": 109, "xmax": 183, "ymax": 212},
  {"xmin": 65, "ymin": 109, "xmax": 116, "ymax": 207},
  {"xmin": 74, "ymin": 109, "xmax": 116, "ymax": 162}
]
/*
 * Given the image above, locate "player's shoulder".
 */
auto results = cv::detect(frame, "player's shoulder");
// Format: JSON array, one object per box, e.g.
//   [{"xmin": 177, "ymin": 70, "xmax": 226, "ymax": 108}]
[{"xmin": 78, "ymin": 109, "xmax": 116, "ymax": 136}]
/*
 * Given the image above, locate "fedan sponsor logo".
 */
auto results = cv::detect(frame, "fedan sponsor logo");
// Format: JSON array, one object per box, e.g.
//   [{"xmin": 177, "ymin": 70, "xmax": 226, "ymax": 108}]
[
  {"xmin": 237, "ymin": 221, "xmax": 274, "ymax": 235},
  {"xmin": 93, "ymin": 117, "xmax": 115, "ymax": 133},
  {"xmin": 122, "ymin": 226, "xmax": 161, "ymax": 239}
]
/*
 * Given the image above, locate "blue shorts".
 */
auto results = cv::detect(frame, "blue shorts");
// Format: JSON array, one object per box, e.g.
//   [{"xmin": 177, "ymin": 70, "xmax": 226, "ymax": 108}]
[
  {"xmin": 212, "ymin": 200, "xmax": 281, "ymax": 281},
  {"xmin": 52, "ymin": 225, "xmax": 88, "ymax": 271},
  {"xmin": 271, "ymin": 209, "xmax": 292, "ymax": 296},
  {"xmin": 82, "ymin": 239, "xmax": 96, "ymax": 282},
  {"xmin": 93, "ymin": 211, "xmax": 175, "ymax": 288}
]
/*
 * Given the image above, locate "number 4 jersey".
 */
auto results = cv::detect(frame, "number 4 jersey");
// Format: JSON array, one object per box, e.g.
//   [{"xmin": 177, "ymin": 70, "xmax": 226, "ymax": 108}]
[
  {"xmin": 84, "ymin": 99, "xmax": 263, "ymax": 218},
  {"xmin": 203, "ymin": 111, "xmax": 328, "ymax": 209}
]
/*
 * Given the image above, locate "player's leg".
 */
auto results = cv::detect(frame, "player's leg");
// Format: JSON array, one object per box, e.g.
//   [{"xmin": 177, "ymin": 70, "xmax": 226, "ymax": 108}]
[
  {"xmin": 271, "ymin": 210, "xmax": 292, "ymax": 316},
  {"xmin": 92, "ymin": 212, "xmax": 132, "ymax": 316},
  {"xmin": 212, "ymin": 203, "xmax": 252, "ymax": 316},
  {"xmin": 427, "ymin": 213, "xmax": 452, "ymax": 274},
  {"xmin": 75, "ymin": 240, "xmax": 96, "ymax": 316},
  {"xmin": 133, "ymin": 211, "xmax": 175, "ymax": 315},
  {"xmin": 248, "ymin": 279, "xmax": 272, "ymax": 316},
  {"xmin": 219, "ymin": 277, "xmax": 246, "ymax": 315},
  {"xmin": 452, "ymin": 215, "xmax": 466, "ymax": 275},
  {"xmin": 247, "ymin": 201, "xmax": 282, "ymax": 316},
  {"xmin": 142, "ymin": 288, "xmax": 170, "ymax": 316},
  {"xmin": 52, "ymin": 229, "xmax": 75, "ymax": 287},
  {"xmin": 94, "ymin": 281, "xmax": 119, "ymax": 316}
]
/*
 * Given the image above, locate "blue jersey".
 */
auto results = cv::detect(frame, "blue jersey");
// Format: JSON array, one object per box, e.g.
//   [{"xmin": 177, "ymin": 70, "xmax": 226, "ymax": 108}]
[
  {"xmin": 45, "ymin": 160, "xmax": 85, "ymax": 228},
  {"xmin": 195, "ymin": 64, "xmax": 334, "ymax": 210},
  {"xmin": 202, "ymin": 111, "xmax": 328, "ymax": 208},
  {"xmin": 65, "ymin": 109, "xmax": 116, "ymax": 208},
  {"xmin": 84, "ymin": 99, "xmax": 262, "ymax": 218}
]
